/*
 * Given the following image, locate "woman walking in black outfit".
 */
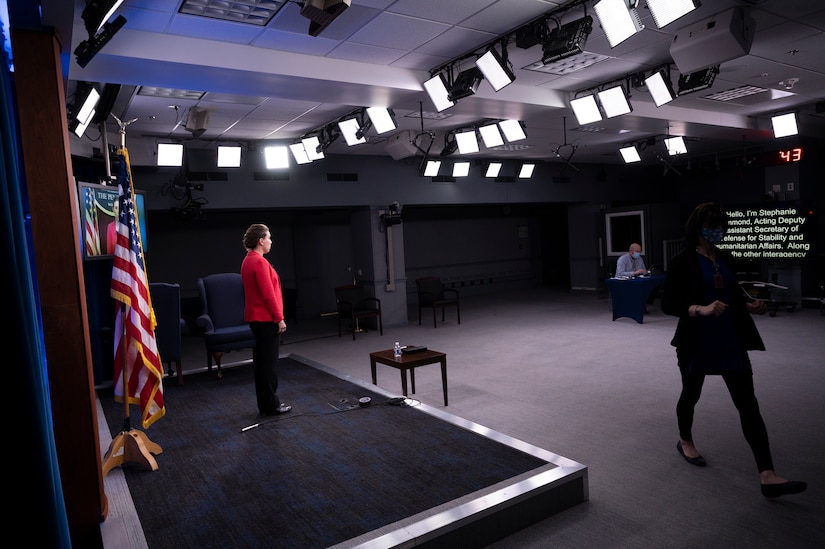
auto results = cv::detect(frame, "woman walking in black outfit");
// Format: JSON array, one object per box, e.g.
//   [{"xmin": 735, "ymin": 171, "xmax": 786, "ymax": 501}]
[{"xmin": 662, "ymin": 202, "xmax": 806, "ymax": 498}]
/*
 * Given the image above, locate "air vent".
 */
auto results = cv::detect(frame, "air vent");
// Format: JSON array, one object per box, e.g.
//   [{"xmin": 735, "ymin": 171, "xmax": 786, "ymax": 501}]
[
  {"xmin": 703, "ymin": 85, "xmax": 768, "ymax": 103},
  {"xmin": 327, "ymin": 173, "xmax": 358, "ymax": 182},
  {"xmin": 253, "ymin": 172, "xmax": 290, "ymax": 181},
  {"xmin": 523, "ymin": 51, "xmax": 609, "ymax": 75},
  {"xmin": 178, "ymin": 0, "xmax": 283, "ymax": 25},
  {"xmin": 188, "ymin": 171, "xmax": 228, "ymax": 181},
  {"xmin": 431, "ymin": 176, "xmax": 456, "ymax": 184},
  {"xmin": 495, "ymin": 176, "xmax": 516, "ymax": 183},
  {"xmin": 552, "ymin": 176, "xmax": 571, "ymax": 184},
  {"xmin": 137, "ymin": 86, "xmax": 205, "ymax": 100}
]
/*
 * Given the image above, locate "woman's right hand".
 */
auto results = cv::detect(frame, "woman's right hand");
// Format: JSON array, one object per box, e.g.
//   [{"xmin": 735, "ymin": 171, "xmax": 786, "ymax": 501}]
[{"xmin": 747, "ymin": 299, "xmax": 768, "ymax": 315}]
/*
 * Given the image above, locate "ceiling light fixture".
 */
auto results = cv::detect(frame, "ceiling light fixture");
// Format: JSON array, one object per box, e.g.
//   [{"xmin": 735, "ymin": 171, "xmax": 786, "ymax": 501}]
[
  {"xmin": 476, "ymin": 42, "xmax": 516, "ymax": 92},
  {"xmin": 498, "ymin": 119, "xmax": 527, "ymax": 142},
  {"xmin": 593, "ymin": 0, "xmax": 644, "ymax": 48},
  {"xmin": 448, "ymin": 67, "xmax": 484, "ymax": 102},
  {"xmin": 541, "ymin": 15, "xmax": 593, "ymax": 64},
  {"xmin": 300, "ymin": 0, "xmax": 351, "ymax": 37},
  {"xmin": 289, "ymin": 143, "xmax": 312, "ymax": 165},
  {"xmin": 771, "ymin": 112, "xmax": 798, "ymax": 138},
  {"xmin": 646, "ymin": 0, "xmax": 700, "ymax": 28},
  {"xmin": 72, "ymin": 113, "xmax": 96, "ymax": 138},
  {"xmin": 440, "ymin": 131, "xmax": 458, "ymax": 157},
  {"xmin": 424, "ymin": 73, "xmax": 455, "ymax": 112},
  {"xmin": 677, "ymin": 65, "xmax": 719, "ymax": 96},
  {"xmin": 74, "ymin": 1, "xmax": 127, "ymax": 68},
  {"xmin": 366, "ymin": 107, "xmax": 397, "ymax": 134},
  {"xmin": 82, "ymin": 0, "xmax": 125, "ymax": 35},
  {"xmin": 664, "ymin": 136, "xmax": 687, "ymax": 155},
  {"xmin": 455, "ymin": 129, "xmax": 480, "ymax": 154},
  {"xmin": 317, "ymin": 124, "xmax": 341, "ymax": 153},
  {"xmin": 518, "ymin": 164, "xmax": 535, "ymax": 179},
  {"xmin": 619, "ymin": 145, "xmax": 641, "ymax": 163},
  {"xmin": 645, "ymin": 69, "xmax": 676, "ymax": 106},
  {"xmin": 302, "ymin": 136, "xmax": 324, "ymax": 161},
  {"xmin": 338, "ymin": 117, "xmax": 367, "ymax": 146},
  {"xmin": 597, "ymin": 84, "xmax": 632, "ymax": 118},
  {"xmin": 74, "ymin": 84, "xmax": 101, "ymax": 124},
  {"xmin": 91, "ymin": 83, "xmax": 121, "ymax": 126},
  {"xmin": 264, "ymin": 145, "xmax": 290, "ymax": 169},
  {"xmin": 217, "ymin": 145, "xmax": 242, "ymax": 168},
  {"xmin": 479, "ymin": 123, "xmax": 505, "ymax": 148},
  {"xmin": 570, "ymin": 94, "xmax": 603, "ymax": 125},
  {"xmin": 486, "ymin": 162, "xmax": 503, "ymax": 178},
  {"xmin": 423, "ymin": 160, "xmax": 441, "ymax": 177},
  {"xmin": 70, "ymin": 83, "xmax": 101, "ymax": 137},
  {"xmin": 453, "ymin": 162, "xmax": 471, "ymax": 177},
  {"xmin": 157, "ymin": 143, "xmax": 184, "ymax": 167}
]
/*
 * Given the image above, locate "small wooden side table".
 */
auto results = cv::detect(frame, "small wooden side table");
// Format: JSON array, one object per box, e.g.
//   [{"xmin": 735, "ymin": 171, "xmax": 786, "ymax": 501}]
[{"xmin": 369, "ymin": 348, "xmax": 448, "ymax": 406}]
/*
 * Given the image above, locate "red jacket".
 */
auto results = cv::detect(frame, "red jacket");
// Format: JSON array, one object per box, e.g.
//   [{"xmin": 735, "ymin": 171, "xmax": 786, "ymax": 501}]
[{"xmin": 241, "ymin": 251, "xmax": 284, "ymax": 323}]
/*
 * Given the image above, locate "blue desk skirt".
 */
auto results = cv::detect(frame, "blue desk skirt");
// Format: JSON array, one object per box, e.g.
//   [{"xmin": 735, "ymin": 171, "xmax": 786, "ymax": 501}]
[{"xmin": 604, "ymin": 274, "xmax": 665, "ymax": 324}]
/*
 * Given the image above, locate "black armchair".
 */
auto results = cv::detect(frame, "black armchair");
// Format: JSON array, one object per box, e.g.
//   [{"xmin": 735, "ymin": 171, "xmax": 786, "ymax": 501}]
[
  {"xmin": 334, "ymin": 284, "xmax": 383, "ymax": 340},
  {"xmin": 197, "ymin": 273, "xmax": 256, "ymax": 379},
  {"xmin": 149, "ymin": 282, "xmax": 184, "ymax": 385},
  {"xmin": 416, "ymin": 277, "xmax": 460, "ymax": 328}
]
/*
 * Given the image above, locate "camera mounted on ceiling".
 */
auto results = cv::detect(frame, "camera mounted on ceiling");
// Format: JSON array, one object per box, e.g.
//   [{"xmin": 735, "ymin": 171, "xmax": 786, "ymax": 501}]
[{"xmin": 380, "ymin": 202, "xmax": 402, "ymax": 226}]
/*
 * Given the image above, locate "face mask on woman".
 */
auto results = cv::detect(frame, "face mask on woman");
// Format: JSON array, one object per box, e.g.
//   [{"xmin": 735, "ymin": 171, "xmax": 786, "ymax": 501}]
[{"xmin": 701, "ymin": 227, "xmax": 725, "ymax": 245}]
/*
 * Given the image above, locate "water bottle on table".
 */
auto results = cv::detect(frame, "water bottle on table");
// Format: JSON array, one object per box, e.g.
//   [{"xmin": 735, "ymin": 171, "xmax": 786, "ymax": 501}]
[{"xmin": 394, "ymin": 341, "xmax": 402, "ymax": 358}]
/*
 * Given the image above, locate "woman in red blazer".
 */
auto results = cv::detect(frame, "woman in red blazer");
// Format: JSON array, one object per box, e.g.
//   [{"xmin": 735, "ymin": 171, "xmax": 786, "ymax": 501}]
[{"xmin": 241, "ymin": 223, "xmax": 291, "ymax": 416}]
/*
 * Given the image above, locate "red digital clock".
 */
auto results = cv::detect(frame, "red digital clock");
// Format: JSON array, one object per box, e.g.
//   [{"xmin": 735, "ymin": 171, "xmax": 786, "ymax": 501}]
[{"xmin": 778, "ymin": 147, "xmax": 803, "ymax": 163}]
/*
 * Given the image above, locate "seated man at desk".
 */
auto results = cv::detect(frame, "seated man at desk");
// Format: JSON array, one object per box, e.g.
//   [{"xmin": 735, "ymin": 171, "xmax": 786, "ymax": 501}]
[{"xmin": 616, "ymin": 243, "xmax": 648, "ymax": 278}]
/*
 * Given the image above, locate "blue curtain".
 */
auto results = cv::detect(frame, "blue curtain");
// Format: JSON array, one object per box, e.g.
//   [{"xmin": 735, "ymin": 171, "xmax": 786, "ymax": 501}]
[{"xmin": 1, "ymin": 29, "xmax": 71, "ymax": 548}]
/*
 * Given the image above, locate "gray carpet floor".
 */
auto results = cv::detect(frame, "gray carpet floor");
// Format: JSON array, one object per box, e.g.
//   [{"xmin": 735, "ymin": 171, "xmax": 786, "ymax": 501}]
[{"xmin": 100, "ymin": 287, "xmax": 825, "ymax": 548}]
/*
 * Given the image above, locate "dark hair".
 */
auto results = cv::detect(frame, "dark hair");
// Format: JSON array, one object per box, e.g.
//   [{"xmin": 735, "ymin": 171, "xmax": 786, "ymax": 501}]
[
  {"xmin": 683, "ymin": 202, "xmax": 727, "ymax": 247},
  {"xmin": 242, "ymin": 223, "xmax": 269, "ymax": 250}
]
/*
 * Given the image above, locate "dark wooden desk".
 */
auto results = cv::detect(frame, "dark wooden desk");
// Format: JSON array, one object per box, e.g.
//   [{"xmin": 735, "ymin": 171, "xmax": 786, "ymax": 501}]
[
  {"xmin": 369, "ymin": 348, "xmax": 448, "ymax": 406},
  {"xmin": 604, "ymin": 274, "xmax": 665, "ymax": 324}
]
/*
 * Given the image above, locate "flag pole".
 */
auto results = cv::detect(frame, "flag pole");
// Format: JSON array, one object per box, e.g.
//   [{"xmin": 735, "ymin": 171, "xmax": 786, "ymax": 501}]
[{"xmin": 102, "ymin": 116, "xmax": 163, "ymax": 476}]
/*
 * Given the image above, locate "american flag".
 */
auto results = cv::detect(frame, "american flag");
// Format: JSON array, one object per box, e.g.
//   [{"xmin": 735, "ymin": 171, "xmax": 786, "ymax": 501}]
[
  {"xmin": 83, "ymin": 188, "xmax": 101, "ymax": 256},
  {"xmin": 110, "ymin": 148, "xmax": 165, "ymax": 429}
]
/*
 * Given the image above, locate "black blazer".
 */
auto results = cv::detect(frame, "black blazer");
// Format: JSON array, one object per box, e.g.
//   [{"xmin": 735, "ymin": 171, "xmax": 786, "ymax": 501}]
[{"xmin": 661, "ymin": 249, "xmax": 765, "ymax": 354}]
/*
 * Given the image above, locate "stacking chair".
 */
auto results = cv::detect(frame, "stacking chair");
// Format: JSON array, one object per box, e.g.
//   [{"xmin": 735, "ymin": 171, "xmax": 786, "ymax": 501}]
[
  {"xmin": 416, "ymin": 277, "xmax": 460, "ymax": 328},
  {"xmin": 149, "ymin": 282, "xmax": 184, "ymax": 385},
  {"xmin": 334, "ymin": 284, "xmax": 383, "ymax": 340},
  {"xmin": 196, "ymin": 273, "xmax": 256, "ymax": 379}
]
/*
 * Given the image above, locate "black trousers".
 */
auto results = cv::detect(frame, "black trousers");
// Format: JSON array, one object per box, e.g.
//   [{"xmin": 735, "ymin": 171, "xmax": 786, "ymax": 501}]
[
  {"xmin": 676, "ymin": 350, "xmax": 774, "ymax": 472},
  {"xmin": 250, "ymin": 321, "xmax": 281, "ymax": 414}
]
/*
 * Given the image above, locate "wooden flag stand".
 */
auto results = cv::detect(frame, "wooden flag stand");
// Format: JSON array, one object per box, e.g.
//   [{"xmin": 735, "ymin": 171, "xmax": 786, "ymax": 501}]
[
  {"xmin": 101, "ymin": 117, "xmax": 163, "ymax": 477},
  {"xmin": 102, "ymin": 288, "xmax": 164, "ymax": 478},
  {"xmin": 102, "ymin": 417, "xmax": 162, "ymax": 477}
]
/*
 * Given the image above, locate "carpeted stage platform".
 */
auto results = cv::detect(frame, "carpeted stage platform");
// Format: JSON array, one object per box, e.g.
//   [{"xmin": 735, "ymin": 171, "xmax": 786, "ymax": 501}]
[{"xmin": 99, "ymin": 355, "xmax": 587, "ymax": 548}]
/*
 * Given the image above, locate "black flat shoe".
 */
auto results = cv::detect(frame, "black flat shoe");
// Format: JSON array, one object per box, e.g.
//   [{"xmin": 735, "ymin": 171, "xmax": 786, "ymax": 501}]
[
  {"xmin": 677, "ymin": 441, "xmax": 707, "ymax": 467},
  {"xmin": 761, "ymin": 481, "xmax": 807, "ymax": 498}
]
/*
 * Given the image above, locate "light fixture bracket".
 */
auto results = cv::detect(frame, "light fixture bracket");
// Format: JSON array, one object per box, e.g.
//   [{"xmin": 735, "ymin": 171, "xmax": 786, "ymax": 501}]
[{"xmin": 74, "ymin": 14, "xmax": 127, "ymax": 68}]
